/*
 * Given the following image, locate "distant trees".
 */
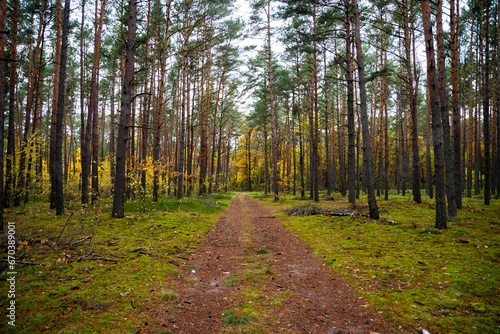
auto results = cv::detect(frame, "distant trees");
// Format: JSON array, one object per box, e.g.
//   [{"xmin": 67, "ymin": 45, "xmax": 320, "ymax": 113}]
[{"xmin": 0, "ymin": 0, "xmax": 498, "ymax": 224}]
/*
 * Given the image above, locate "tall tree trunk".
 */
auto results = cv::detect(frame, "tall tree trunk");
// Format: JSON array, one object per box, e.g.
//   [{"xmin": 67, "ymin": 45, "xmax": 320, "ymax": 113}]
[
  {"xmin": 352, "ymin": 0, "xmax": 379, "ymax": 218},
  {"xmin": 80, "ymin": 0, "xmax": 86, "ymax": 193},
  {"xmin": 199, "ymin": 15, "xmax": 210, "ymax": 196},
  {"xmin": 421, "ymin": 0, "xmax": 447, "ymax": 229},
  {"xmin": 324, "ymin": 53, "xmax": 333, "ymax": 196},
  {"xmin": 82, "ymin": 0, "xmax": 106, "ymax": 205},
  {"xmin": 110, "ymin": 57, "xmax": 116, "ymax": 183},
  {"xmin": 140, "ymin": 0, "xmax": 152, "ymax": 198},
  {"xmin": 450, "ymin": 0, "xmax": 462, "ymax": 208},
  {"xmin": 436, "ymin": 0, "xmax": 457, "ymax": 219},
  {"xmin": 312, "ymin": 2, "xmax": 319, "ymax": 202},
  {"xmin": 345, "ymin": 1, "xmax": 355, "ymax": 205},
  {"xmin": 482, "ymin": 0, "xmax": 490, "ymax": 204},
  {"xmin": 50, "ymin": 0, "xmax": 62, "ymax": 209},
  {"xmin": 112, "ymin": 0, "xmax": 137, "ymax": 218},
  {"xmin": 264, "ymin": 77, "xmax": 269, "ymax": 196},
  {"xmin": 154, "ymin": 0, "xmax": 172, "ymax": 201},
  {"xmin": 467, "ymin": 18, "xmax": 474, "ymax": 198},
  {"xmin": 177, "ymin": 0, "xmax": 190, "ymax": 199},
  {"xmin": 4, "ymin": 0, "xmax": 18, "ymax": 208},
  {"xmin": 426, "ymin": 83, "xmax": 433, "ymax": 198},
  {"xmin": 53, "ymin": 0, "xmax": 70, "ymax": 215},
  {"xmin": 496, "ymin": 6, "xmax": 500, "ymax": 200},
  {"xmin": 267, "ymin": 0, "xmax": 279, "ymax": 200},
  {"xmin": 402, "ymin": 0, "xmax": 421, "ymax": 203},
  {"xmin": 0, "ymin": 0, "xmax": 7, "ymax": 229},
  {"xmin": 15, "ymin": 1, "xmax": 45, "ymax": 207}
]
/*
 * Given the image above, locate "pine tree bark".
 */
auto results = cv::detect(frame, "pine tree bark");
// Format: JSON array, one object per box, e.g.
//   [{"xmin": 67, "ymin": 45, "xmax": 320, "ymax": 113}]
[
  {"xmin": 199, "ymin": 16, "xmax": 210, "ymax": 196},
  {"xmin": 49, "ymin": 0, "xmax": 62, "ymax": 209},
  {"xmin": 267, "ymin": 0, "xmax": 279, "ymax": 200},
  {"xmin": 112, "ymin": 0, "xmax": 136, "ymax": 218},
  {"xmin": 110, "ymin": 57, "xmax": 116, "ymax": 183},
  {"xmin": 154, "ymin": 0, "xmax": 172, "ymax": 201},
  {"xmin": 482, "ymin": 0, "xmax": 490, "ymax": 205},
  {"xmin": 140, "ymin": 0, "xmax": 152, "ymax": 198},
  {"xmin": 311, "ymin": 2, "xmax": 319, "ymax": 202},
  {"xmin": 4, "ymin": 0, "xmax": 18, "ymax": 209},
  {"xmin": 352, "ymin": 0, "xmax": 379, "ymax": 218},
  {"xmin": 345, "ymin": 1, "xmax": 356, "ymax": 205},
  {"xmin": 467, "ymin": 19, "xmax": 474, "ymax": 198},
  {"xmin": 177, "ymin": 0, "xmax": 190, "ymax": 199},
  {"xmin": 15, "ymin": 1, "xmax": 45, "ymax": 207},
  {"xmin": 450, "ymin": 0, "xmax": 462, "ymax": 208},
  {"xmin": 402, "ymin": 0, "xmax": 421, "ymax": 203},
  {"xmin": 426, "ymin": 83, "xmax": 433, "ymax": 198},
  {"xmin": 82, "ymin": 0, "xmax": 106, "ymax": 205},
  {"xmin": 80, "ymin": 0, "xmax": 86, "ymax": 192},
  {"xmin": 0, "ymin": 0, "xmax": 7, "ymax": 229},
  {"xmin": 421, "ymin": 0, "xmax": 447, "ymax": 229},
  {"xmin": 53, "ymin": 0, "xmax": 70, "ymax": 215},
  {"xmin": 496, "ymin": 7, "xmax": 500, "ymax": 199},
  {"xmin": 436, "ymin": 0, "xmax": 457, "ymax": 219}
]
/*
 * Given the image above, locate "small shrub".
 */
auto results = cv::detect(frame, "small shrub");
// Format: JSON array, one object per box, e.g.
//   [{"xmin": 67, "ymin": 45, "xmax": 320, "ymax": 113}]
[{"xmin": 256, "ymin": 248, "xmax": 270, "ymax": 254}]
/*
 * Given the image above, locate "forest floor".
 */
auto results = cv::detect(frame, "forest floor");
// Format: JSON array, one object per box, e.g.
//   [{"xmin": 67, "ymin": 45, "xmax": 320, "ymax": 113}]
[
  {"xmin": 145, "ymin": 194, "xmax": 393, "ymax": 334},
  {"xmin": 1, "ymin": 191, "xmax": 499, "ymax": 334}
]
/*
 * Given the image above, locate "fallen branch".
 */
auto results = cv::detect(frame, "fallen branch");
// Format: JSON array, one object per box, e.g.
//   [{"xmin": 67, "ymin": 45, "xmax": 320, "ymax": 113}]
[
  {"xmin": 295, "ymin": 324, "xmax": 311, "ymax": 334},
  {"xmin": 92, "ymin": 257, "xmax": 119, "ymax": 263},
  {"xmin": 138, "ymin": 251, "xmax": 160, "ymax": 257},
  {"xmin": 71, "ymin": 235, "xmax": 93, "ymax": 246},
  {"xmin": 56, "ymin": 213, "xmax": 74, "ymax": 244}
]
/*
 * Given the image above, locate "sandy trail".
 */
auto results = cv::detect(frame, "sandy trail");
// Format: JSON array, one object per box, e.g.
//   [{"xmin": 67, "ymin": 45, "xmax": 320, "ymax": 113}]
[{"xmin": 146, "ymin": 194, "xmax": 394, "ymax": 334}]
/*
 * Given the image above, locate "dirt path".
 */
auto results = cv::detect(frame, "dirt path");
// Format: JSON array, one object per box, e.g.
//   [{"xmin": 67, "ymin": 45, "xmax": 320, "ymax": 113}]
[{"xmin": 146, "ymin": 194, "xmax": 395, "ymax": 333}]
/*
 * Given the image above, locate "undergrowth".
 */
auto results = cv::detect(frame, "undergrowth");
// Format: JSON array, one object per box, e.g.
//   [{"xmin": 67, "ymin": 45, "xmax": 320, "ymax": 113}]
[
  {"xmin": 0, "ymin": 192, "xmax": 235, "ymax": 333},
  {"xmin": 258, "ymin": 191, "xmax": 500, "ymax": 334}
]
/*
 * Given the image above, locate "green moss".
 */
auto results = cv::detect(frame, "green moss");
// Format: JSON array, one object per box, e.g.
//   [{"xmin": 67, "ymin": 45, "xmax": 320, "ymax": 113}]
[
  {"xmin": 260, "ymin": 192, "xmax": 500, "ymax": 334},
  {"xmin": 1, "ymin": 193, "xmax": 234, "ymax": 334}
]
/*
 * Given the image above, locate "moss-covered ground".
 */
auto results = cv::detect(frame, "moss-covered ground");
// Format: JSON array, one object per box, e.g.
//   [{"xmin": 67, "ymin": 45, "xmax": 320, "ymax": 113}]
[
  {"xmin": 1, "ymin": 193, "xmax": 234, "ymax": 333},
  {"xmin": 252, "ymin": 191, "xmax": 500, "ymax": 334}
]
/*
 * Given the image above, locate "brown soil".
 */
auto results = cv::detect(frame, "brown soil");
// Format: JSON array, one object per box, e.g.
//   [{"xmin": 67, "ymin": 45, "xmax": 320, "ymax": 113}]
[{"xmin": 144, "ymin": 194, "xmax": 396, "ymax": 334}]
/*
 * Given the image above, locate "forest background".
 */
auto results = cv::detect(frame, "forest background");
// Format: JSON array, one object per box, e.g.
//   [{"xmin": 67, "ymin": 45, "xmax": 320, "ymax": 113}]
[
  {"xmin": 0, "ymin": 0, "xmax": 499, "ymax": 333},
  {"xmin": 0, "ymin": 0, "xmax": 498, "ymax": 227}
]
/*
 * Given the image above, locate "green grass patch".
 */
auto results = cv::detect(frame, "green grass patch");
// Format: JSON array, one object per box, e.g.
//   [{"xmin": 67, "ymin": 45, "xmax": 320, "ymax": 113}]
[
  {"xmin": 257, "ymin": 191, "xmax": 500, "ymax": 333},
  {"xmin": 223, "ymin": 310, "xmax": 252, "ymax": 325},
  {"xmin": 157, "ymin": 289, "xmax": 179, "ymax": 301}
]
